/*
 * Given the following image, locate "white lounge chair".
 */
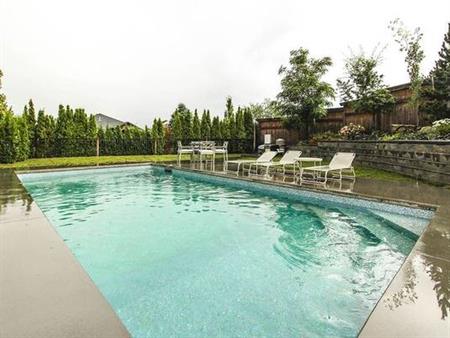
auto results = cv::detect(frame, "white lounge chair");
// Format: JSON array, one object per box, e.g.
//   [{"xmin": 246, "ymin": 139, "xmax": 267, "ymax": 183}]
[
  {"xmin": 226, "ymin": 151, "xmax": 277, "ymax": 176},
  {"xmin": 300, "ymin": 152, "xmax": 356, "ymax": 185},
  {"xmin": 250, "ymin": 150, "xmax": 302, "ymax": 180},
  {"xmin": 177, "ymin": 141, "xmax": 194, "ymax": 167}
]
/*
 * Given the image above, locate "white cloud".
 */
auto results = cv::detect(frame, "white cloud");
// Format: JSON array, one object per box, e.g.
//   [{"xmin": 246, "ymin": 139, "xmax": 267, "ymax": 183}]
[{"xmin": 1, "ymin": 0, "xmax": 448, "ymax": 126}]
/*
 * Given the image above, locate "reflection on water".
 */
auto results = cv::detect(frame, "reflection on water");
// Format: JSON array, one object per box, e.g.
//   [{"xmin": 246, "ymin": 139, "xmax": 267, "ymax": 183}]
[
  {"xmin": 425, "ymin": 255, "xmax": 450, "ymax": 319},
  {"xmin": 0, "ymin": 170, "xmax": 33, "ymax": 214}
]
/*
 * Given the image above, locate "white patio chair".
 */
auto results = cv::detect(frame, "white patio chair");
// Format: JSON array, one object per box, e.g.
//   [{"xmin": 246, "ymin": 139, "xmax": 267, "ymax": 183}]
[
  {"xmin": 177, "ymin": 141, "xmax": 194, "ymax": 167},
  {"xmin": 300, "ymin": 152, "xmax": 356, "ymax": 185},
  {"xmin": 199, "ymin": 141, "xmax": 216, "ymax": 171},
  {"xmin": 226, "ymin": 151, "xmax": 277, "ymax": 176},
  {"xmin": 250, "ymin": 150, "xmax": 302, "ymax": 180},
  {"xmin": 214, "ymin": 141, "xmax": 228, "ymax": 171}
]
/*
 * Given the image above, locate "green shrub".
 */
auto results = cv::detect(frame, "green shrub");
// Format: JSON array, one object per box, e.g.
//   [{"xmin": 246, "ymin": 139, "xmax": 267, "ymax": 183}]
[
  {"xmin": 432, "ymin": 119, "xmax": 450, "ymax": 137},
  {"xmin": 309, "ymin": 131, "xmax": 342, "ymax": 144}
]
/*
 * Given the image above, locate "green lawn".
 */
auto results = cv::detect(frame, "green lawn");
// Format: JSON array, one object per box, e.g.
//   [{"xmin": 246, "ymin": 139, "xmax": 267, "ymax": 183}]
[
  {"xmin": 0, "ymin": 154, "xmax": 414, "ymax": 182},
  {"xmin": 0, "ymin": 154, "xmax": 241, "ymax": 170}
]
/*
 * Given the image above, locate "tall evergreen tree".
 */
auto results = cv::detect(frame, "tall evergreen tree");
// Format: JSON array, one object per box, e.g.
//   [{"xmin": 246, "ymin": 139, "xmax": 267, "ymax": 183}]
[
  {"xmin": 151, "ymin": 118, "xmax": 159, "ymax": 154},
  {"xmin": 35, "ymin": 110, "xmax": 48, "ymax": 158},
  {"xmin": 171, "ymin": 112, "xmax": 183, "ymax": 142},
  {"xmin": 73, "ymin": 108, "xmax": 89, "ymax": 155},
  {"xmin": 0, "ymin": 70, "xmax": 20, "ymax": 163},
  {"xmin": 156, "ymin": 118, "xmax": 165, "ymax": 154},
  {"xmin": 224, "ymin": 96, "xmax": 235, "ymax": 138},
  {"xmin": 421, "ymin": 23, "xmax": 450, "ymax": 121},
  {"xmin": 182, "ymin": 110, "xmax": 193, "ymax": 141},
  {"xmin": 26, "ymin": 99, "xmax": 36, "ymax": 156},
  {"xmin": 15, "ymin": 116, "xmax": 30, "ymax": 161},
  {"xmin": 220, "ymin": 119, "xmax": 230, "ymax": 139},
  {"xmin": 192, "ymin": 109, "xmax": 201, "ymax": 140},
  {"xmin": 211, "ymin": 116, "xmax": 222, "ymax": 139},
  {"xmin": 87, "ymin": 115, "xmax": 98, "ymax": 155},
  {"xmin": 235, "ymin": 107, "xmax": 246, "ymax": 139},
  {"xmin": 243, "ymin": 108, "xmax": 254, "ymax": 139},
  {"xmin": 206, "ymin": 110, "xmax": 212, "ymax": 132},
  {"xmin": 225, "ymin": 96, "xmax": 233, "ymax": 118},
  {"xmin": 200, "ymin": 110, "xmax": 210, "ymax": 139},
  {"xmin": 105, "ymin": 127, "xmax": 115, "ymax": 155},
  {"xmin": 0, "ymin": 110, "xmax": 18, "ymax": 163}
]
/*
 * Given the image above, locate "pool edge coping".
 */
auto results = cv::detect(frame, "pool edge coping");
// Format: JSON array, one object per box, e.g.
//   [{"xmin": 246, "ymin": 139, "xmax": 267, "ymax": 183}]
[{"xmin": 16, "ymin": 162, "xmax": 439, "ymax": 212}]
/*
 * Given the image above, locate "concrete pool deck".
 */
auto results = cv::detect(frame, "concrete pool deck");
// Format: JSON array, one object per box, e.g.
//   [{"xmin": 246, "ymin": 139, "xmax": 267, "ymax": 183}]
[
  {"xmin": 1, "ymin": 163, "xmax": 449, "ymax": 337},
  {"xmin": 0, "ymin": 170, "xmax": 130, "ymax": 338}
]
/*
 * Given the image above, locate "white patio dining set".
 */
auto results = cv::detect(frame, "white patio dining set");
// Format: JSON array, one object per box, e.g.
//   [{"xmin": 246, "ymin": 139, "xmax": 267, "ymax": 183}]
[{"xmin": 177, "ymin": 141, "xmax": 356, "ymax": 186}]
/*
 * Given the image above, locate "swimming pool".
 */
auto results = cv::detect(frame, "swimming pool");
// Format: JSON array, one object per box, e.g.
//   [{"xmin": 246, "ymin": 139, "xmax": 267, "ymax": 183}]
[{"xmin": 19, "ymin": 166, "xmax": 433, "ymax": 338}]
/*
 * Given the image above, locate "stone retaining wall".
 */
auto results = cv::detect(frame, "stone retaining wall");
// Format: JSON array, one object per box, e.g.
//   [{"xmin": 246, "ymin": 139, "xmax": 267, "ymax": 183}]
[{"xmin": 295, "ymin": 140, "xmax": 450, "ymax": 185}]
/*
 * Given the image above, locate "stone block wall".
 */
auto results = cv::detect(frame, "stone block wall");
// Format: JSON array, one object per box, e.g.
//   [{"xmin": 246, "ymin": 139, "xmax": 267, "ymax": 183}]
[{"xmin": 295, "ymin": 141, "xmax": 450, "ymax": 185}]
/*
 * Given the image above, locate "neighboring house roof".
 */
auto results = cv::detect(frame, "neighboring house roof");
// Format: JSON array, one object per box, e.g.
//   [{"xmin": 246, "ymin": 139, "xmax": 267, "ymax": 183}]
[{"xmin": 94, "ymin": 113, "xmax": 138, "ymax": 129}]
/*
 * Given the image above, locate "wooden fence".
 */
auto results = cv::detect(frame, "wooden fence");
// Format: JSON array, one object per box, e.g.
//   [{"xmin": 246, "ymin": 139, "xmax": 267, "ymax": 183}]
[{"xmin": 257, "ymin": 83, "xmax": 424, "ymax": 144}]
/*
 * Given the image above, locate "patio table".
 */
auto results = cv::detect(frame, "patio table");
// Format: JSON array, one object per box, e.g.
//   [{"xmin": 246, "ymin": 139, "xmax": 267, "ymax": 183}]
[{"xmin": 295, "ymin": 157, "xmax": 323, "ymax": 183}]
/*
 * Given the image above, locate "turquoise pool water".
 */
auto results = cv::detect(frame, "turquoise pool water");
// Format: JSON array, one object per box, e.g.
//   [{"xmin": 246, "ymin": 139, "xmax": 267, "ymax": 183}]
[{"xmin": 20, "ymin": 166, "xmax": 431, "ymax": 338}]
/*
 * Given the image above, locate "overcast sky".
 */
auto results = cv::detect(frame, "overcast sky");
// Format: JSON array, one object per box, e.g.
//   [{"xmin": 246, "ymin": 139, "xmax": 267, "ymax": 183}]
[{"xmin": 1, "ymin": 0, "xmax": 449, "ymax": 126}]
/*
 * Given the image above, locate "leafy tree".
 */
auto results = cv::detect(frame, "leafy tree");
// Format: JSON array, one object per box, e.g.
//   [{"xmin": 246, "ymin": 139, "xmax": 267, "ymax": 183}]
[
  {"xmin": 211, "ymin": 116, "xmax": 221, "ymax": 139},
  {"xmin": 247, "ymin": 99, "xmax": 282, "ymax": 119},
  {"xmin": 421, "ymin": 23, "xmax": 450, "ymax": 121},
  {"xmin": 277, "ymin": 47, "xmax": 335, "ymax": 140},
  {"xmin": 337, "ymin": 50, "xmax": 395, "ymax": 130},
  {"xmin": 192, "ymin": 109, "xmax": 201, "ymax": 139},
  {"xmin": 389, "ymin": 18, "xmax": 425, "ymax": 113}
]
